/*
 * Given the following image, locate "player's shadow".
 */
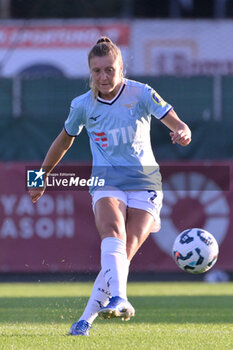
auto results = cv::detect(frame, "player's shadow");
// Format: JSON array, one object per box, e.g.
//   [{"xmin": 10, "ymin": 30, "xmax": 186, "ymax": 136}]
[{"xmin": 0, "ymin": 295, "xmax": 232, "ymax": 324}]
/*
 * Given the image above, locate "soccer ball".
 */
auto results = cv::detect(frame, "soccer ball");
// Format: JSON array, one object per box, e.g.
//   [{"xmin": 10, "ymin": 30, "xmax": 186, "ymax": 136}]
[{"xmin": 172, "ymin": 228, "xmax": 219, "ymax": 274}]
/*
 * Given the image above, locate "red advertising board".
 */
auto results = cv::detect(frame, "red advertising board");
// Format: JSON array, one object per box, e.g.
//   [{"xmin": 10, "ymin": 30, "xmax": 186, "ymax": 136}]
[
  {"xmin": 0, "ymin": 21, "xmax": 130, "ymax": 77},
  {"xmin": 0, "ymin": 23, "xmax": 130, "ymax": 48},
  {"xmin": 0, "ymin": 162, "xmax": 232, "ymax": 273}
]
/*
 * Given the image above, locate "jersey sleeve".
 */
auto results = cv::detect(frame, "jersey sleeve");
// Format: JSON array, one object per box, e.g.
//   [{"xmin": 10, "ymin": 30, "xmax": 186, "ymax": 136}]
[
  {"xmin": 142, "ymin": 84, "xmax": 173, "ymax": 120},
  {"xmin": 64, "ymin": 97, "xmax": 86, "ymax": 136}
]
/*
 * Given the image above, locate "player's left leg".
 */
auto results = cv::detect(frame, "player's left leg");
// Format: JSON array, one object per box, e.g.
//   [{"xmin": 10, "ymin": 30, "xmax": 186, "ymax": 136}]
[
  {"xmin": 126, "ymin": 207, "xmax": 159, "ymax": 261},
  {"xmin": 126, "ymin": 190, "xmax": 163, "ymax": 260}
]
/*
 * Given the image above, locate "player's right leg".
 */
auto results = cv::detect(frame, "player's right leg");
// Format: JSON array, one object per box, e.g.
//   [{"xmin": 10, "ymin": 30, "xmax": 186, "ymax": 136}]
[
  {"xmin": 94, "ymin": 194, "xmax": 135, "ymax": 321},
  {"xmin": 97, "ymin": 190, "xmax": 163, "ymax": 322},
  {"xmin": 69, "ymin": 269, "xmax": 111, "ymax": 336},
  {"xmin": 69, "ymin": 191, "xmax": 133, "ymax": 335}
]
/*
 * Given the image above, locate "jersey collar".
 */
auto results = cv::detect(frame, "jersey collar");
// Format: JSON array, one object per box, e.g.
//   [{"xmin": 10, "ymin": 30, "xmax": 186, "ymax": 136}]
[{"xmin": 97, "ymin": 82, "xmax": 126, "ymax": 105}]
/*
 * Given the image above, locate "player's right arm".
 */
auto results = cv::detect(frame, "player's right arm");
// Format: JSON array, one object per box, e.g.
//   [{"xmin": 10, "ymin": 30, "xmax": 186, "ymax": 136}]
[{"xmin": 29, "ymin": 128, "xmax": 75, "ymax": 203}]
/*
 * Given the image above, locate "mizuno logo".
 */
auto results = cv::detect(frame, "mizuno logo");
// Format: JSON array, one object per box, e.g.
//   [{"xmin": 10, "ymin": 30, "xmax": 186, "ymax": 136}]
[{"xmin": 90, "ymin": 115, "xmax": 101, "ymax": 121}]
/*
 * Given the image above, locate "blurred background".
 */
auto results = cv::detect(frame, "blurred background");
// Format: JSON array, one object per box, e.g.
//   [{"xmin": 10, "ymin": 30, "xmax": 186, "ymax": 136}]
[{"xmin": 0, "ymin": 0, "xmax": 232, "ymax": 282}]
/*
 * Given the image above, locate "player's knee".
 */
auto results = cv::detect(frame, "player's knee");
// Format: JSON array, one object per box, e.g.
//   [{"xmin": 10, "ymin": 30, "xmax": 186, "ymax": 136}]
[{"xmin": 151, "ymin": 222, "xmax": 161, "ymax": 233}]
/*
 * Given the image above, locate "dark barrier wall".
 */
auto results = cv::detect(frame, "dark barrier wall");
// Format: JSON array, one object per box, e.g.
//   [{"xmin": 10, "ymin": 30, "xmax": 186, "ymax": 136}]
[
  {"xmin": 1, "ymin": 76, "xmax": 233, "ymax": 161},
  {"xmin": 2, "ymin": 76, "xmax": 232, "ymax": 121},
  {"xmin": 0, "ymin": 162, "xmax": 232, "ymax": 273}
]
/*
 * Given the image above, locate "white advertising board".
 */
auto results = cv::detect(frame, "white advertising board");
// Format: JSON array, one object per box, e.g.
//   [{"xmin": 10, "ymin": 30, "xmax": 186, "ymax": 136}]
[{"xmin": 131, "ymin": 20, "xmax": 233, "ymax": 76}]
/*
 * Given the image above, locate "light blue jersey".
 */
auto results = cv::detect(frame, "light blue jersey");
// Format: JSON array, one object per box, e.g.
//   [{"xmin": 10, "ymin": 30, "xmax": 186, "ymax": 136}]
[{"xmin": 64, "ymin": 78, "xmax": 172, "ymax": 192}]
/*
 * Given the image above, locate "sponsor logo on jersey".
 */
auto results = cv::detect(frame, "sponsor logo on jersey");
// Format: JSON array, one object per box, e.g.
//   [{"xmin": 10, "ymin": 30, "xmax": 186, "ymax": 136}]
[
  {"xmin": 94, "ymin": 125, "xmax": 143, "ymax": 147},
  {"xmin": 94, "ymin": 131, "xmax": 108, "ymax": 147}
]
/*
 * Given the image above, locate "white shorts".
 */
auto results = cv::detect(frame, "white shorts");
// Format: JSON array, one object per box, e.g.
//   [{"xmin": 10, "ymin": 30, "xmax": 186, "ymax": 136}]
[{"xmin": 91, "ymin": 187, "xmax": 163, "ymax": 232}]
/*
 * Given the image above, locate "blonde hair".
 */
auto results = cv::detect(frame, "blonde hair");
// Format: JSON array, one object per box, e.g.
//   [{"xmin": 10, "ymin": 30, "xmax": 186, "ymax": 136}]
[{"xmin": 88, "ymin": 36, "xmax": 124, "ymax": 99}]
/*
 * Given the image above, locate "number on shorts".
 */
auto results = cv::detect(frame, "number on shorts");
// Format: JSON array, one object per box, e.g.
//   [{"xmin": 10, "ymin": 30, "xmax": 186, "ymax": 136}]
[{"xmin": 148, "ymin": 190, "xmax": 157, "ymax": 203}]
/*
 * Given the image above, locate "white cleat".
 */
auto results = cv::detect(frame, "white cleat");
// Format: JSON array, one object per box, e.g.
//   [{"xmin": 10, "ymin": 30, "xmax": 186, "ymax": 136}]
[{"xmin": 98, "ymin": 296, "xmax": 135, "ymax": 321}]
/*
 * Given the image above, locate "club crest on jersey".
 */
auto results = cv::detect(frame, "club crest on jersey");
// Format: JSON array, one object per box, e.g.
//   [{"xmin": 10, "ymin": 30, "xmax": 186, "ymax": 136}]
[
  {"xmin": 124, "ymin": 102, "xmax": 137, "ymax": 108},
  {"xmin": 151, "ymin": 90, "xmax": 166, "ymax": 106}
]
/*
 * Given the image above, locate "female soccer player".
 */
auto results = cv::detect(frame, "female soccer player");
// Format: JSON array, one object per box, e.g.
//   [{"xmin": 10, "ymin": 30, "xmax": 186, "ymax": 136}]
[{"xmin": 29, "ymin": 37, "xmax": 191, "ymax": 336}]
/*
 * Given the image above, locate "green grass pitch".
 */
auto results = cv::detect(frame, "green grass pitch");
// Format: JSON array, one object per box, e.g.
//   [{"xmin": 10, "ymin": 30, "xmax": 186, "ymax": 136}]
[{"xmin": 0, "ymin": 282, "xmax": 232, "ymax": 350}]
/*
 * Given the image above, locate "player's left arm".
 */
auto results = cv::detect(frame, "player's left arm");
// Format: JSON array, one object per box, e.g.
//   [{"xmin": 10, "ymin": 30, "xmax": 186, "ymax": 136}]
[{"xmin": 161, "ymin": 109, "xmax": 191, "ymax": 146}]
